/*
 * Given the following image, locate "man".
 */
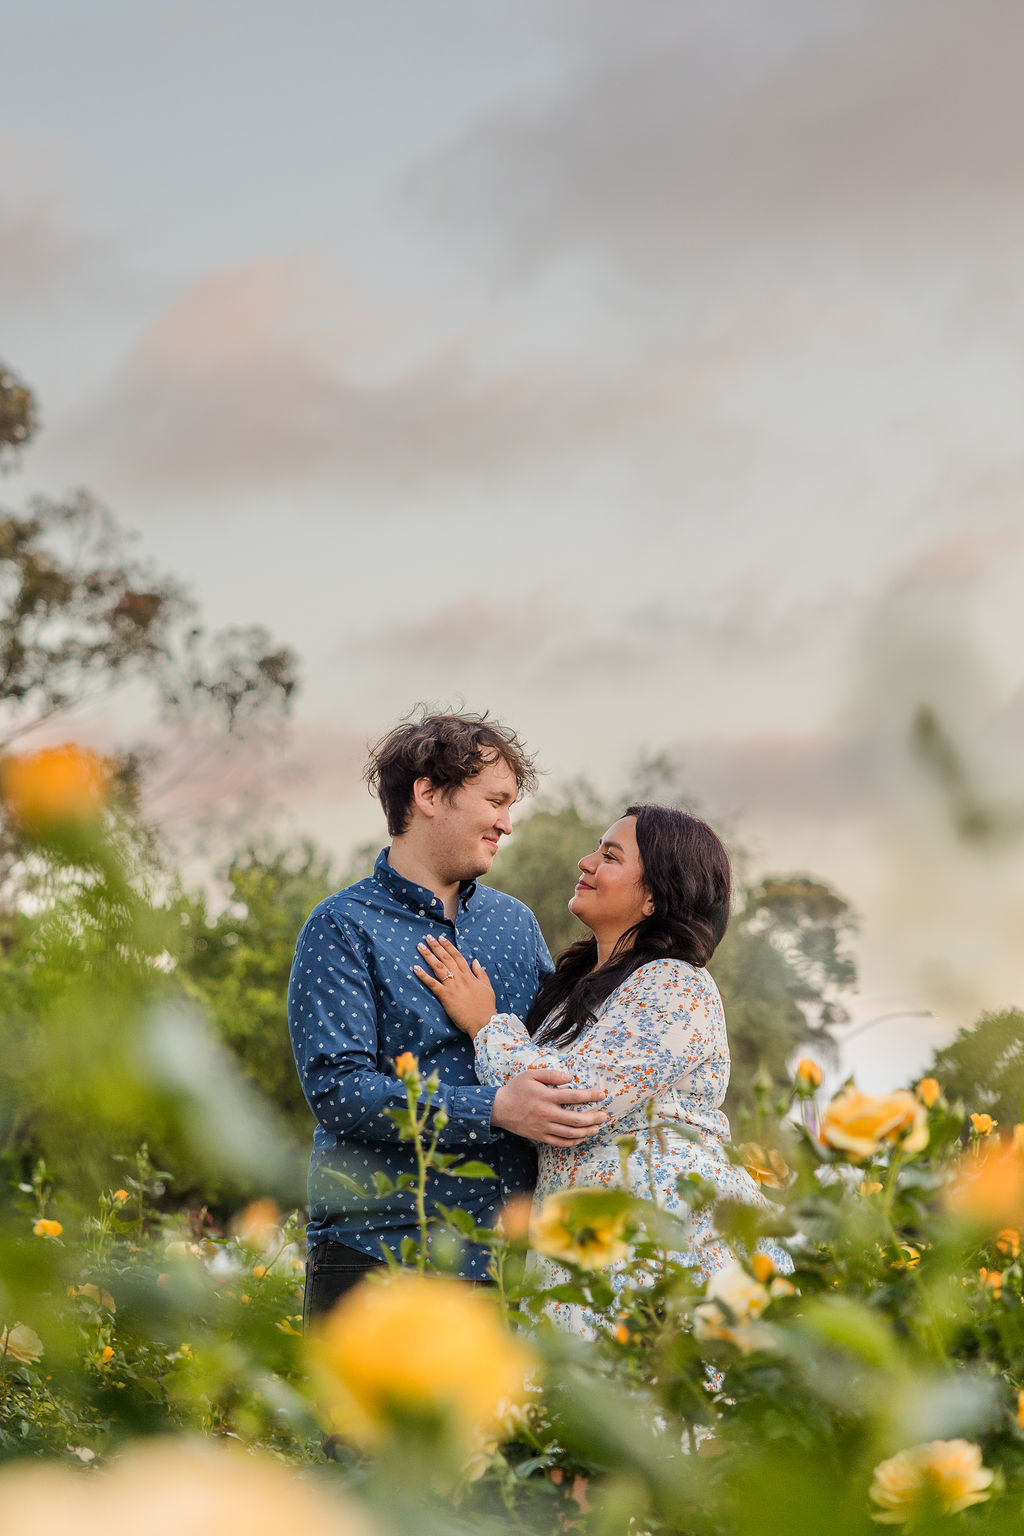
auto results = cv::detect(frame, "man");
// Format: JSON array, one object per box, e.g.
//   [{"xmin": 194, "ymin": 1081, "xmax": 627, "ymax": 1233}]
[{"xmin": 289, "ymin": 710, "xmax": 608, "ymax": 1323}]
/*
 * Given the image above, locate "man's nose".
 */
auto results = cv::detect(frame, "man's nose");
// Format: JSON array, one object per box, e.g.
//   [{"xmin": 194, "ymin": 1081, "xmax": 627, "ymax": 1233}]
[{"xmin": 495, "ymin": 807, "xmax": 513, "ymax": 835}]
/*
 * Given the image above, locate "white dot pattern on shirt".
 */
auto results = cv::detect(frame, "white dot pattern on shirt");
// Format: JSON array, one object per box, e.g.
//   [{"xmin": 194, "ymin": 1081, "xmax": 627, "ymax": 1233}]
[{"xmin": 287, "ymin": 851, "xmax": 553, "ymax": 1278}]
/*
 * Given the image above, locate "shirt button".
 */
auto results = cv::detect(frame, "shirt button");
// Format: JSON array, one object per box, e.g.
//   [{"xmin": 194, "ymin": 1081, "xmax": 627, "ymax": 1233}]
[{"xmin": 469, "ymin": 1131, "xmax": 477, "ymax": 1140}]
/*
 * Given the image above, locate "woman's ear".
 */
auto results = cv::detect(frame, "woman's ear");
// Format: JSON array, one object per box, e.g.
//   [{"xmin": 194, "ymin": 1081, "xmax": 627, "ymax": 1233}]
[{"xmin": 642, "ymin": 894, "xmax": 655, "ymax": 917}]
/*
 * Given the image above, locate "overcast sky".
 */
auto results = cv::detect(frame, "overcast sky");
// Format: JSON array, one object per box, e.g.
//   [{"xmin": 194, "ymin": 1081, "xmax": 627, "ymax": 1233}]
[{"xmin": 4, "ymin": 1, "xmax": 1024, "ymax": 1088}]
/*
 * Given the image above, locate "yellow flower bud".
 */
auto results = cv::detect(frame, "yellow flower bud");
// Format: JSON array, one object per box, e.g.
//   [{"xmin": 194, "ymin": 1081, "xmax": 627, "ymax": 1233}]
[
  {"xmin": 796, "ymin": 1058, "xmax": 823, "ymax": 1089},
  {"xmin": 394, "ymin": 1051, "xmax": 419, "ymax": 1084}
]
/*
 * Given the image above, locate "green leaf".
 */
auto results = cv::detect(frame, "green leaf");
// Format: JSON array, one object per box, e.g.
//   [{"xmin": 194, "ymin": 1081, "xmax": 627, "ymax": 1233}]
[
  {"xmin": 322, "ymin": 1168, "xmax": 367, "ymax": 1196},
  {"xmin": 447, "ymin": 1160, "xmax": 497, "ymax": 1179}
]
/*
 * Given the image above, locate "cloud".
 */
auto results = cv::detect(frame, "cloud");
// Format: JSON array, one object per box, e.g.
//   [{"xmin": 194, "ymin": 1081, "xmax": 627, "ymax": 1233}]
[
  {"xmin": 410, "ymin": 0, "xmax": 1024, "ymax": 285},
  {"xmin": 52, "ymin": 255, "xmax": 719, "ymax": 498},
  {"xmin": 0, "ymin": 138, "xmax": 124, "ymax": 314}
]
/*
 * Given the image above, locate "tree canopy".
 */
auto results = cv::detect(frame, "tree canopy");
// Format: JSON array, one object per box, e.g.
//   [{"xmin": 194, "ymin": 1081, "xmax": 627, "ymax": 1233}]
[{"xmin": 927, "ymin": 1008, "xmax": 1024, "ymax": 1124}]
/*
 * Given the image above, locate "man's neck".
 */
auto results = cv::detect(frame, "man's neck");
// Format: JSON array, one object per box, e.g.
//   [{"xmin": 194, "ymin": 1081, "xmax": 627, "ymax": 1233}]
[{"xmin": 387, "ymin": 837, "xmax": 461, "ymax": 920}]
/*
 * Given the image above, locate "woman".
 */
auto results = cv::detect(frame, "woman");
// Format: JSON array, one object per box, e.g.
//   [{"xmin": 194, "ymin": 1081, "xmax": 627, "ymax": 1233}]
[{"xmin": 414, "ymin": 804, "xmax": 790, "ymax": 1335}]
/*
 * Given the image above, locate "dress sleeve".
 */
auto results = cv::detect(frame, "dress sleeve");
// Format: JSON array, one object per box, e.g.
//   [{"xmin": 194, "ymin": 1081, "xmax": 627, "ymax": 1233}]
[
  {"xmin": 473, "ymin": 1013, "xmax": 563, "ymax": 1087},
  {"xmin": 475, "ymin": 960, "xmax": 728, "ymax": 1122}
]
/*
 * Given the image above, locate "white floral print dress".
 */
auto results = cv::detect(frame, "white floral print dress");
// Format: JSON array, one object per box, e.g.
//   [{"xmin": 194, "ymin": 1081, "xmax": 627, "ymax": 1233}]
[{"xmin": 474, "ymin": 957, "xmax": 791, "ymax": 1337}]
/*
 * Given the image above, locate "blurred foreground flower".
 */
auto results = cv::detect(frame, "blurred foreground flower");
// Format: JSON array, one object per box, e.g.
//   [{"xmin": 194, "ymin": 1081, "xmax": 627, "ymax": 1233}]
[
  {"xmin": 739, "ymin": 1142, "xmax": 790, "ymax": 1189},
  {"xmin": 796, "ymin": 1057, "xmax": 823, "ymax": 1090},
  {"xmin": 75, "ymin": 1283, "xmax": 115, "ymax": 1311},
  {"xmin": 394, "ymin": 1051, "xmax": 419, "ymax": 1084},
  {"xmin": 0, "ymin": 1437, "xmax": 373, "ymax": 1534},
  {"xmin": 0, "ymin": 744, "xmax": 109, "ymax": 832},
  {"xmin": 532, "ymin": 1190, "xmax": 631, "ymax": 1268},
  {"xmin": 869, "ymin": 1439, "xmax": 994, "ymax": 1523},
  {"xmin": 0, "ymin": 1323, "xmax": 43, "ymax": 1365},
  {"xmin": 230, "ymin": 1199, "xmax": 281, "ymax": 1249},
  {"xmin": 947, "ymin": 1142, "xmax": 1024, "ymax": 1229},
  {"xmin": 308, "ymin": 1271, "xmax": 535, "ymax": 1453},
  {"xmin": 693, "ymin": 1262, "xmax": 773, "ymax": 1354},
  {"xmin": 497, "ymin": 1192, "xmax": 534, "ymax": 1242},
  {"xmin": 820, "ymin": 1087, "xmax": 928, "ymax": 1161}
]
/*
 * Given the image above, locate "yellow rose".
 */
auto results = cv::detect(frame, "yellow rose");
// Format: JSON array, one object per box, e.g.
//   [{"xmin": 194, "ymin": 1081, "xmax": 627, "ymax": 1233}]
[
  {"xmin": 860, "ymin": 1180, "xmax": 883, "ymax": 1196},
  {"xmin": 76, "ymin": 1284, "xmax": 116, "ymax": 1311},
  {"xmin": 693, "ymin": 1261, "xmax": 773, "ymax": 1354},
  {"xmin": 996, "ymin": 1228, "xmax": 1020, "ymax": 1258},
  {"xmin": 739, "ymin": 1142, "xmax": 791, "ymax": 1189},
  {"xmin": 230, "ymin": 1199, "xmax": 281, "ymax": 1250},
  {"xmin": 915, "ymin": 1077, "xmax": 941, "ymax": 1107},
  {"xmin": 112, "ymin": 1189, "xmax": 129, "ymax": 1204},
  {"xmin": 0, "ymin": 1324, "xmax": 43, "ymax": 1365},
  {"xmin": 869, "ymin": 1439, "xmax": 994, "ymax": 1523},
  {"xmin": 819, "ymin": 1087, "xmax": 928, "ymax": 1161},
  {"xmin": 532, "ymin": 1190, "xmax": 631, "ymax": 1268},
  {"xmin": 0, "ymin": 1436, "xmax": 374, "ymax": 1535},
  {"xmin": 1, "ymin": 744, "xmax": 109, "ymax": 832},
  {"xmin": 751, "ymin": 1253, "xmax": 776, "ymax": 1284},
  {"xmin": 1017, "ymin": 1390, "xmax": 1024, "ymax": 1433},
  {"xmin": 308, "ymin": 1272, "xmax": 535, "ymax": 1452},
  {"xmin": 947, "ymin": 1144, "xmax": 1024, "ymax": 1229},
  {"xmin": 971, "ymin": 1112, "xmax": 997, "ymax": 1136},
  {"xmin": 32, "ymin": 1218, "xmax": 62, "ymax": 1238},
  {"xmin": 796, "ymin": 1057, "xmax": 823, "ymax": 1089}
]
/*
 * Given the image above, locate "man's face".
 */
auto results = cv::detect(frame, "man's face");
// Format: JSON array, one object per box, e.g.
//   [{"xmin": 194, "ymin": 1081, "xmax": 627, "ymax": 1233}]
[{"xmin": 430, "ymin": 756, "xmax": 518, "ymax": 883}]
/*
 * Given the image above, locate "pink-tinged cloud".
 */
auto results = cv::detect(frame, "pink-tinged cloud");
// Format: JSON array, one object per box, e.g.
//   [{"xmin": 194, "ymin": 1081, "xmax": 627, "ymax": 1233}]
[{"xmin": 52, "ymin": 255, "xmax": 729, "ymax": 499}]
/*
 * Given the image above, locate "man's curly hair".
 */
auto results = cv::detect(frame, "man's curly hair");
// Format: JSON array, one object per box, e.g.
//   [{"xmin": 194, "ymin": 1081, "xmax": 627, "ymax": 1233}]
[{"xmin": 365, "ymin": 709, "xmax": 539, "ymax": 836}]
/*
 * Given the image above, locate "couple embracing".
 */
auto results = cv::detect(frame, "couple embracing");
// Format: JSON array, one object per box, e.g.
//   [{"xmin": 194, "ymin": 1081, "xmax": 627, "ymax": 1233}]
[{"xmin": 288, "ymin": 710, "xmax": 788, "ymax": 1339}]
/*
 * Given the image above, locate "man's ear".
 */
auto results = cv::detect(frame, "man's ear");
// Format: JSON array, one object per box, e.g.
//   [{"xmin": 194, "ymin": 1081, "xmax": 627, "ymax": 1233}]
[{"xmin": 411, "ymin": 776, "xmax": 438, "ymax": 818}]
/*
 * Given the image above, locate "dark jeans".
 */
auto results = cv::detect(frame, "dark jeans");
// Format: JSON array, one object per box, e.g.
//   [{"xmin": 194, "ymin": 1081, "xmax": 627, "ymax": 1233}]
[{"xmin": 302, "ymin": 1239, "xmax": 386, "ymax": 1330}]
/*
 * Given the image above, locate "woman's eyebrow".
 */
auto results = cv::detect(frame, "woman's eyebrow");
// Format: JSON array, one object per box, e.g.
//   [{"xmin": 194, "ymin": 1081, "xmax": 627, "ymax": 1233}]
[{"xmin": 600, "ymin": 839, "xmax": 625, "ymax": 853}]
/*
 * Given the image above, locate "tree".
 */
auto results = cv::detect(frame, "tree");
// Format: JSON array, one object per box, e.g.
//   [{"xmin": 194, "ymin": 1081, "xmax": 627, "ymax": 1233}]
[
  {"xmin": 736, "ymin": 876, "xmax": 857, "ymax": 1031},
  {"xmin": 0, "ymin": 371, "xmax": 298, "ymax": 887},
  {"xmin": 174, "ymin": 842, "xmax": 346, "ymax": 1130},
  {"xmin": 0, "ymin": 361, "xmax": 36, "ymax": 458},
  {"xmin": 927, "ymin": 1008, "xmax": 1024, "ymax": 1124}
]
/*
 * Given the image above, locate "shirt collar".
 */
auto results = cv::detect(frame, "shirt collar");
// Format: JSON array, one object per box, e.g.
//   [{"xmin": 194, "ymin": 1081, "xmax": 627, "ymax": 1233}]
[{"xmin": 373, "ymin": 848, "xmax": 478, "ymax": 915}]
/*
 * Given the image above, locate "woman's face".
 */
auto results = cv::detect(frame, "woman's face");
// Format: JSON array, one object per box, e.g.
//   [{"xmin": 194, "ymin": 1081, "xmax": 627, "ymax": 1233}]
[{"xmin": 568, "ymin": 815, "xmax": 653, "ymax": 941}]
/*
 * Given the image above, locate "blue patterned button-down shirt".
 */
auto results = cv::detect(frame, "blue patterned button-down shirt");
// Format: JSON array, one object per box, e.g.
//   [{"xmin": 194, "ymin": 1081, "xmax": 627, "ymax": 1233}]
[{"xmin": 288, "ymin": 849, "xmax": 553, "ymax": 1277}]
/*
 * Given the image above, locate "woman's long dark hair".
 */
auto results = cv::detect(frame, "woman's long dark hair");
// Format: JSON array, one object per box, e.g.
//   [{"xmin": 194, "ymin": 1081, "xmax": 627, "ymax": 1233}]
[{"xmin": 526, "ymin": 804, "xmax": 732, "ymax": 1047}]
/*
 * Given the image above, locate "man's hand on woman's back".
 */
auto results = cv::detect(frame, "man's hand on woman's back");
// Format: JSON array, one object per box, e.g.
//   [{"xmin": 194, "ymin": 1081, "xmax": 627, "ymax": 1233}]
[{"xmin": 491, "ymin": 1068, "xmax": 609, "ymax": 1147}]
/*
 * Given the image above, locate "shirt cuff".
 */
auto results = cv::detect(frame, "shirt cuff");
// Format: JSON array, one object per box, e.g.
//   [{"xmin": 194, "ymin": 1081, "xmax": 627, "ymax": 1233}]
[{"xmin": 447, "ymin": 1084, "xmax": 499, "ymax": 1143}]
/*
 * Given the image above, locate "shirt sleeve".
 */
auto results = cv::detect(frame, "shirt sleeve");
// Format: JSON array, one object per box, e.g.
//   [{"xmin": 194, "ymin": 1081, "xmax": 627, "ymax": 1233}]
[
  {"xmin": 474, "ymin": 960, "xmax": 727, "ymax": 1123},
  {"xmin": 288, "ymin": 908, "xmax": 498, "ymax": 1146}
]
